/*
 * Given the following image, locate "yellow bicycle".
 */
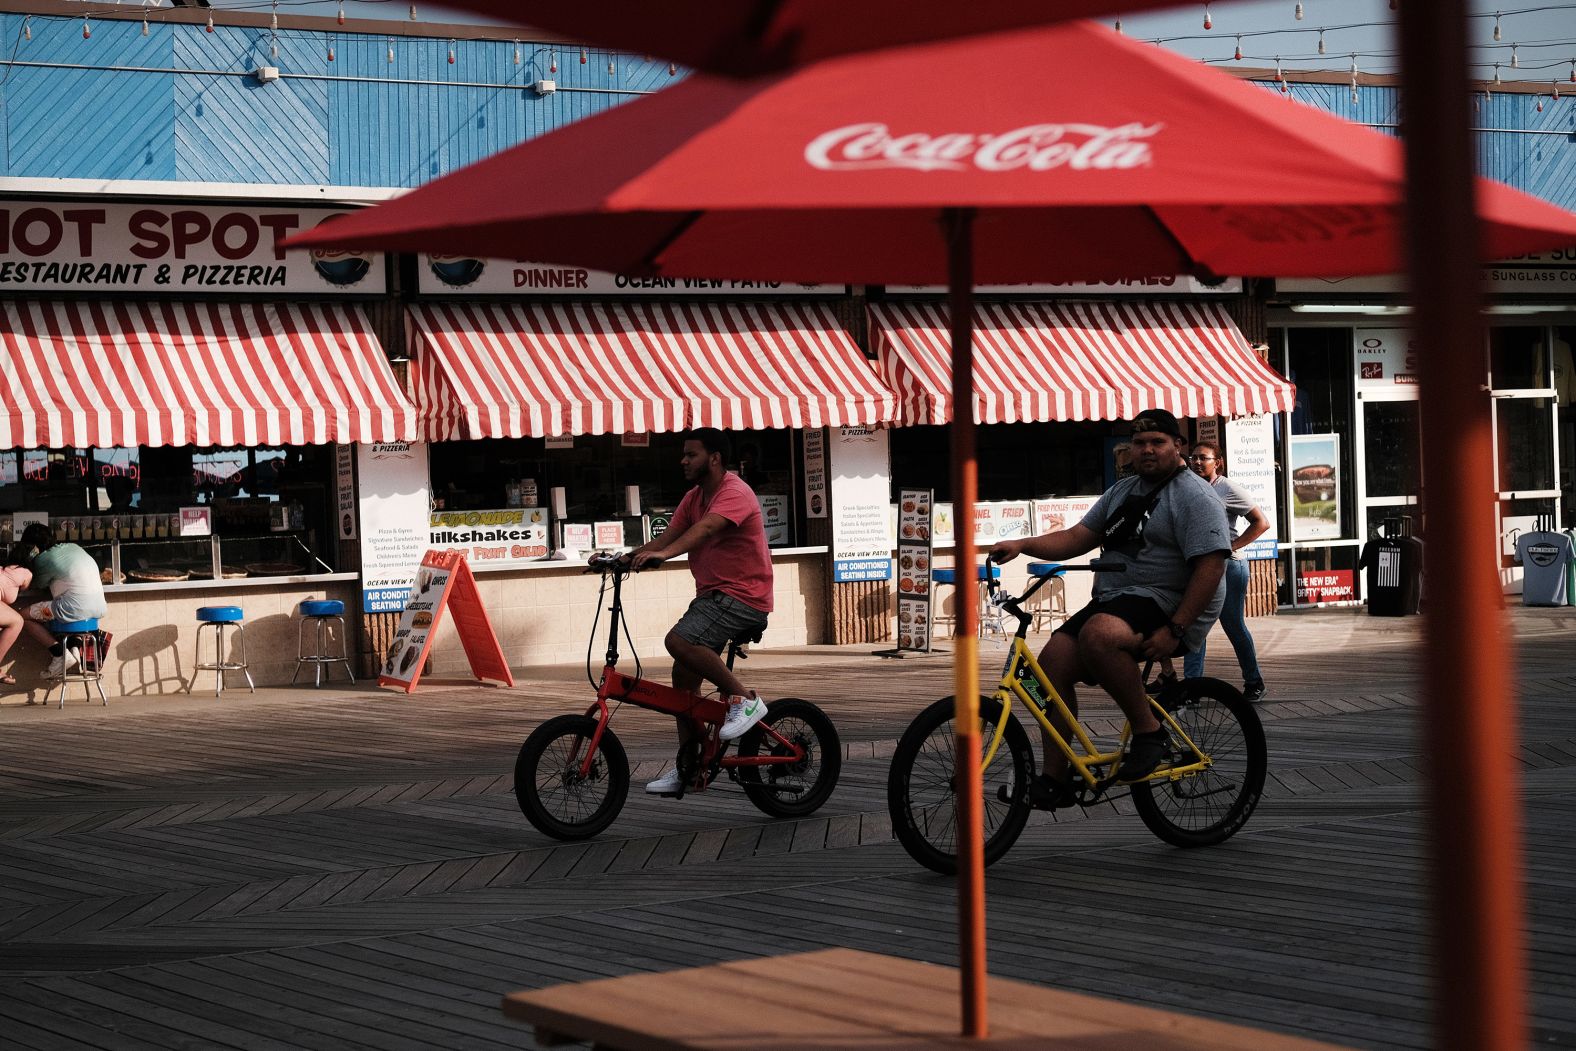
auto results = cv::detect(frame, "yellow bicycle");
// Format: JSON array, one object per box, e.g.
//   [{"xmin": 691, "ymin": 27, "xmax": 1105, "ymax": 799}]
[{"xmin": 887, "ymin": 561, "xmax": 1267, "ymax": 874}]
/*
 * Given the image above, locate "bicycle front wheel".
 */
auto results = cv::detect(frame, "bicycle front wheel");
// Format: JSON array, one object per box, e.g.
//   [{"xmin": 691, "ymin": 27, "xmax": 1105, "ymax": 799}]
[
  {"xmin": 1132, "ymin": 678, "xmax": 1266, "ymax": 847},
  {"xmin": 735, "ymin": 698, "xmax": 842, "ymax": 818},
  {"xmin": 514, "ymin": 714, "xmax": 630, "ymax": 841},
  {"xmin": 887, "ymin": 695, "xmax": 1034, "ymax": 875}
]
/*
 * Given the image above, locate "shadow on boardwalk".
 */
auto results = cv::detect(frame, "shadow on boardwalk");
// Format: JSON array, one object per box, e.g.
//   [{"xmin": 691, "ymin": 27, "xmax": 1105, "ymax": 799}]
[{"xmin": 0, "ymin": 607, "xmax": 1573, "ymax": 1049}]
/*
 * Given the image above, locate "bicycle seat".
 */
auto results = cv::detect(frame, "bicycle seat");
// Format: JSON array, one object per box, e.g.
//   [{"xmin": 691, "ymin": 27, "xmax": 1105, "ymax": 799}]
[
  {"xmin": 1027, "ymin": 562, "xmax": 1067, "ymax": 578},
  {"xmin": 729, "ymin": 626, "xmax": 764, "ymax": 647}
]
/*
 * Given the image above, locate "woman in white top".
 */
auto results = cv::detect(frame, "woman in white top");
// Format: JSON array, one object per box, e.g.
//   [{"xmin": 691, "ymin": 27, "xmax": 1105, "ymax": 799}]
[{"xmin": 1182, "ymin": 443, "xmax": 1270, "ymax": 702}]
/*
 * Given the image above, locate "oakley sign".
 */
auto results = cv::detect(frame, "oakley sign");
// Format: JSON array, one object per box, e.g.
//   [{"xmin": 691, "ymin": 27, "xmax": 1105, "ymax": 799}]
[{"xmin": 804, "ymin": 122, "xmax": 1160, "ymax": 173}]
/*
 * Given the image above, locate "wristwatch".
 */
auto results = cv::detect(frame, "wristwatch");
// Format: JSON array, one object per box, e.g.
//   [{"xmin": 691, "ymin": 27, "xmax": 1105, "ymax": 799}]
[{"xmin": 1166, "ymin": 621, "xmax": 1187, "ymax": 640}]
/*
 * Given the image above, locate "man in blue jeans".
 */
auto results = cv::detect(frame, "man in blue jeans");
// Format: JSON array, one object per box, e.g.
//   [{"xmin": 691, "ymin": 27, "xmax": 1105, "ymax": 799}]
[{"xmin": 1180, "ymin": 442, "xmax": 1270, "ymax": 702}]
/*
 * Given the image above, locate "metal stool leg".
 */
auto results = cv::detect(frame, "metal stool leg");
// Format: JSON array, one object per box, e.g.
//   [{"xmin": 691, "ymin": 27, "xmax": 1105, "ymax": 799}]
[
  {"xmin": 235, "ymin": 623, "xmax": 256, "ymax": 693},
  {"xmin": 334, "ymin": 615, "xmax": 355, "ymax": 684}
]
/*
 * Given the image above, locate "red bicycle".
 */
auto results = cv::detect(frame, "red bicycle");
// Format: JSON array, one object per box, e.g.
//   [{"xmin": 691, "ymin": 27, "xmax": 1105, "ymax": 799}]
[{"xmin": 513, "ymin": 555, "xmax": 841, "ymax": 840}]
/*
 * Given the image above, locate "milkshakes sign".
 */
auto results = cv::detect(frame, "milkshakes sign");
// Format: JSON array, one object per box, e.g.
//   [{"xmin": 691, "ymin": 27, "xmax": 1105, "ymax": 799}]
[
  {"xmin": 803, "ymin": 122, "xmax": 1160, "ymax": 172},
  {"xmin": 0, "ymin": 201, "xmax": 384, "ymax": 294}
]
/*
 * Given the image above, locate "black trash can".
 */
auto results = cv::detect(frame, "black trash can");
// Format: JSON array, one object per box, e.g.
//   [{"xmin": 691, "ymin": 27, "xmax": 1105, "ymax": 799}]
[{"xmin": 1360, "ymin": 516, "xmax": 1423, "ymax": 616}]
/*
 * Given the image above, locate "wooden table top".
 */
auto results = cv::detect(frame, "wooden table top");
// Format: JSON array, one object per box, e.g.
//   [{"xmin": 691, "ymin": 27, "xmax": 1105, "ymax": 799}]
[{"xmin": 502, "ymin": 948, "xmax": 1355, "ymax": 1050}]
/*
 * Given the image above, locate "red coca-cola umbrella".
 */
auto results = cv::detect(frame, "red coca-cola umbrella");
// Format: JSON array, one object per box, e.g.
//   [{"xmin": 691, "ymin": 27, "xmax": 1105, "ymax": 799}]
[
  {"xmin": 292, "ymin": 23, "xmax": 1575, "ymax": 279},
  {"xmin": 297, "ymin": 18, "xmax": 1565, "ymax": 1046},
  {"xmin": 437, "ymin": 0, "xmax": 1195, "ymax": 77}
]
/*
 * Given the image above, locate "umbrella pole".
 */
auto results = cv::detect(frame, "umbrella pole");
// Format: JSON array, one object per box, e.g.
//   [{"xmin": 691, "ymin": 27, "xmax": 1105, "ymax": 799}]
[
  {"xmin": 944, "ymin": 207, "xmax": 987, "ymax": 1039},
  {"xmin": 1398, "ymin": 4, "xmax": 1527, "ymax": 1049}
]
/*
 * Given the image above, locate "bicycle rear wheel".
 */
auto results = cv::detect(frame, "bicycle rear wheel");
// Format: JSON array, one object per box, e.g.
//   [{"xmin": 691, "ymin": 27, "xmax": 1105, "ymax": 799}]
[
  {"xmin": 1132, "ymin": 678, "xmax": 1266, "ymax": 847},
  {"xmin": 735, "ymin": 698, "xmax": 842, "ymax": 818},
  {"xmin": 887, "ymin": 695, "xmax": 1034, "ymax": 875},
  {"xmin": 515, "ymin": 714, "xmax": 630, "ymax": 840}
]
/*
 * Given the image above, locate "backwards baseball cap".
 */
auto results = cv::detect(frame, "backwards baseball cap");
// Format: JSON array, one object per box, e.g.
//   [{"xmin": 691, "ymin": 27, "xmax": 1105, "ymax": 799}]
[{"xmin": 1130, "ymin": 408, "xmax": 1183, "ymax": 439}]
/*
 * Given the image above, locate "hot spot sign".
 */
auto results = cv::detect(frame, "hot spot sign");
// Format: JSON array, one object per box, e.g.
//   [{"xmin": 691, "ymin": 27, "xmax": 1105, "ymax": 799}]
[{"xmin": 0, "ymin": 201, "xmax": 385, "ymax": 294}]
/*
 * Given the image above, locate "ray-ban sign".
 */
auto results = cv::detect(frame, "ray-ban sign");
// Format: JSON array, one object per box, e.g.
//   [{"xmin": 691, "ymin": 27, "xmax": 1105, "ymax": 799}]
[{"xmin": 804, "ymin": 123, "xmax": 1161, "ymax": 173}]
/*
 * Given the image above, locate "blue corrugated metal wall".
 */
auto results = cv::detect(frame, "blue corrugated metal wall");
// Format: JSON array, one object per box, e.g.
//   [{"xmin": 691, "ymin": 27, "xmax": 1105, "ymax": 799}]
[{"xmin": 1, "ymin": 12, "xmax": 1569, "ymax": 208}]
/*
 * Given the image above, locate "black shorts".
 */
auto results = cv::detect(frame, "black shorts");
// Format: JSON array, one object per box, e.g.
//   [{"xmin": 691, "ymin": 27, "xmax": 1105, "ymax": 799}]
[{"xmin": 1055, "ymin": 594, "xmax": 1187, "ymax": 656}]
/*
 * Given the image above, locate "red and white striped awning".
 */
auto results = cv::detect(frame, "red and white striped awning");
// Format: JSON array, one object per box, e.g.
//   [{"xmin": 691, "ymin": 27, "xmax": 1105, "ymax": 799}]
[
  {"xmin": 408, "ymin": 300, "xmax": 894, "ymax": 439},
  {"xmin": 870, "ymin": 300, "xmax": 1294, "ymax": 426},
  {"xmin": 0, "ymin": 300, "xmax": 417, "ymax": 449}
]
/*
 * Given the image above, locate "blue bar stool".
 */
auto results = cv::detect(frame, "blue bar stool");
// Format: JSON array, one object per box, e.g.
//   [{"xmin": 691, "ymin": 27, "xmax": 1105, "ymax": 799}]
[
  {"xmin": 1027, "ymin": 563, "xmax": 1071, "ymax": 632},
  {"xmin": 292, "ymin": 599, "xmax": 356, "ymax": 687},
  {"xmin": 188, "ymin": 605, "xmax": 255, "ymax": 697},
  {"xmin": 46, "ymin": 617, "xmax": 108, "ymax": 710},
  {"xmin": 930, "ymin": 564, "xmax": 1003, "ymax": 637}
]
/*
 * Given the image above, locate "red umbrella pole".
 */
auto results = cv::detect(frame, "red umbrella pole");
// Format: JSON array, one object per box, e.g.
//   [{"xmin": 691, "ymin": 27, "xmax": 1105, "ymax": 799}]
[
  {"xmin": 1398, "ymin": 4, "xmax": 1527, "ymax": 1049},
  {"xmin": 944, "ymin": 207, "xmax": 987, "ymax": 1039}
]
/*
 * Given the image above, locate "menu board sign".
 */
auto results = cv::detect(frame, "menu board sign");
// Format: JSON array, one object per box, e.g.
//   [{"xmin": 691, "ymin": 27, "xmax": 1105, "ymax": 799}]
[
  {"xmin": 803, "ymin": 429, "xmax": 828, "ymax": 519},
  {"xmin": 895, "ymin": 488, "xmax": 935, "ymax": 652},
  {"xmin": 830, "ymin": 426, "xmax": 892, "ymax": 582},
  {"xmin": 974, "ymin": 501, "xmax": 1033, "ymax": 543},
  {"xmin": 358, "ymin": 441, "xmax": 431, "ymax": 614},
  {"xmin": 428, "ymin": 507, "xmax": 548, "ymax": 567},
  {"xmin": 378, "ymin": 549, "xmax": 514, "ymax": 693}
]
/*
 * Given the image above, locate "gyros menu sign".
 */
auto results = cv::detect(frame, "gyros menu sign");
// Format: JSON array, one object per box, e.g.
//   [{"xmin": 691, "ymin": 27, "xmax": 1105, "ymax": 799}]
[{"xmin": 0, "ymin": 201, "xmax": 384, "ymax": 294}]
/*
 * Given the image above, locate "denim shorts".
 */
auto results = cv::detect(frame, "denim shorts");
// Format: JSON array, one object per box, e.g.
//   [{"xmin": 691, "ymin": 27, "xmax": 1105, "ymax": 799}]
[
  {"xmin": 1056, "ymin": 593, "xmax": 1187, "ymax": 656},
  {"xmin": 672, "ymin": 590, "xmax": 770, "ymax": 652}
]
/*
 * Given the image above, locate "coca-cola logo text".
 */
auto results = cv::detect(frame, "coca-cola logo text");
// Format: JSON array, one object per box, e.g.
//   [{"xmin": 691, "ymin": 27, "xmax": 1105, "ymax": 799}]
[{"xmin": 804, "ymin": 122, "xmax": 1161, "ymax": 173}]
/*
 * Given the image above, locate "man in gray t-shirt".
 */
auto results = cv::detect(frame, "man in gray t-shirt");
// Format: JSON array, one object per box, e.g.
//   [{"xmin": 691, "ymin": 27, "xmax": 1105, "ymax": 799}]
[{"xmin": 989, "ymin": 408, "xmax": 1230, "ymax": 801}]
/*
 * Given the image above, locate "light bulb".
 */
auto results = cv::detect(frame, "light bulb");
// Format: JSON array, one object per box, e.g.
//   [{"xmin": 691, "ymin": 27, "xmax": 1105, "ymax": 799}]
[
  {"xmin": 1511, "ymin": 44, "xmax": 1519, "ymax": 69},
  {"xmin": 549, "ymin": 54, "xmax": 558, "ymax": 74},
  {"xmin": 1202, "ymin": 4, "xmax": 1212, "ymax": 30},
  {"xmin": 513, "ymin": 41, "xmax": 521, "ymax": 65},
  {"xmin": 205, "ymin": 14, "xmax": 213, "ymax": 33},
  {"xmin": 387, "ymin": 42, "xmax": 395, "ymax": 63},
  {"xmin": 1493, "ymin": 13, "xmax": 1501, "ymax": 42},
  {"xmin": 1295, "ymin": 2, "xmax": 1304, "ymax": 19},
  {"xmin": 327, "ymin": 45, "xmax": 336, "ymax": 61},
  {"xmin": 1493, "ymin": 64, "xmax": 1501, "ymax": 85},
  {"xmin": 23, "ymin": 18, "xmax": 30, "ymax": 41},
  {"xmin": 1234, "ymin": 35, "xmax": 1242, "ymax": 61},
  {"xmin": 668, "ymin": 62, "xmax": 677, "ymax": 76},
  {"xmin": 270, "ymin": 37, "xmax": 278, "ymax": 58},
  {"xmin": 337, "ymin": 2, "xmax": 345, "ymax": 25},
  {"xmin": 1114, "ymin": 18, "xmax": 1123, "ymax": 34},
  {"xmin": 82, "ymin": 16, "xmax": 90, "ymax": 39},
  {"xmin": 448, "ymin": 44, "xmax": 455, "ymax": 64},
  {"xmin": 271, "ymin": 4, "xmax": 278, "ymax": 31},
  {"xmin": 1318, "ymin": 30, "xmax": 1326, "ymax": 55},
  {"xmin": 142, "ymin": 17, "xmax": 149, "ymax": 36},
  {"xmin": 580, "ymin": 47, "xmax": 588, "ymax": 64},
  {"xmin": 409, "ymin": 5, "xmax": 418, "ymax": 20},
  {"xmin": 607, "ymin": 58, "xmax": 616, "ymax": 75}
]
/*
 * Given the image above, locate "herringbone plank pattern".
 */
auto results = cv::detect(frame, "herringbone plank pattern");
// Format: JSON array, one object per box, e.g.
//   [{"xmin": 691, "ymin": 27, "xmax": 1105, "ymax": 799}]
[{"xmin": 2, "ymin": 608, "xmax": 1574, "ymax": 1049}]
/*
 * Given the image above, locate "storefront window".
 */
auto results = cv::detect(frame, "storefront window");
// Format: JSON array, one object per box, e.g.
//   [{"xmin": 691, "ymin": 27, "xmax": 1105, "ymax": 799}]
[
  {"xmin": 1363, "ymin": 399, "xmax": 1421, "ymax": 500},
  {"xmin": 1284, "ymin": 545, "xmax": 1360, "ymax": 605},
  {"xmin": 1495, "ymin": 398, "xmax": 1556, "ymax": 493},
  {"xmin": 889, "ymin": 421, "xmax": 1109, "ymax": 502},
  {"xmin": 2, "ymin": 444, "xmax": 340, "ymax": 579},
  {"xmin": 427, "ymin": 430, "xmax": 797, "ymax": 543},
  {"xmin": 1500, "ymin": 496, "xmax": 1559, "ymax": 569},
  {"xmin": 1489, "ymin": 326, "xmax": 1550, "ymax": 391},
  {"xmin": 1285, "ymin": 328, "xmax": 1357, "ymax": 541}
]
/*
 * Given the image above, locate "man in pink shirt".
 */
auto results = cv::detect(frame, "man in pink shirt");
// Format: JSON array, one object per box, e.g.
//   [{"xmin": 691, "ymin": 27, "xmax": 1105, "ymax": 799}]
[{"xmin": 626, "ymin": 429, "xmax": 774, "ymax": 794}]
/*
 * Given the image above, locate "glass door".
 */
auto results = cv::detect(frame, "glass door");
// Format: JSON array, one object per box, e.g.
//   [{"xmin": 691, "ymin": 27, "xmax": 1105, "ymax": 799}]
[
  {"xmin": 1355, "ymin": 391, "xmax": 1422, "ymax": 549},
  {"xmin": 1489, "ymin": 326, "xmax": 1563, "ymax": 593}
]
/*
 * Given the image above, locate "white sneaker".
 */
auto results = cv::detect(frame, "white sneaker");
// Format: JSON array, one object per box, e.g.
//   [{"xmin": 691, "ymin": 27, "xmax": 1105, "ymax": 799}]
[
  {"xmin": 46, "ymin": 650, "xmax": 79, "ymax": 678},
  {"xmin": 645, "ymin": 768, "xmax": 684, "ymax": 795},
  {"xmin": 719, "ymin": 693, "xmax": 768, "ymax": 741}
]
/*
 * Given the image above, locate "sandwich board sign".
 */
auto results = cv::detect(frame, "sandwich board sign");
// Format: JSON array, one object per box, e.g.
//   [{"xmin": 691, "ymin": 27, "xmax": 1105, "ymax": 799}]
[{"xmin": 378, "ymin": 549, "xmax": 514, "ymax": 693}]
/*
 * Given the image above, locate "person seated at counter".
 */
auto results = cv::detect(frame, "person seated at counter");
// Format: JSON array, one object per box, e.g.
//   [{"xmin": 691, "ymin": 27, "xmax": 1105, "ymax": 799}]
[
  {"xmin": 15, "ymin": 523, "xmax": 110, "ymax": 677},
  {"xmin": 0, "ymin": 561, "xmax": 31, "ymax": 686}
]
